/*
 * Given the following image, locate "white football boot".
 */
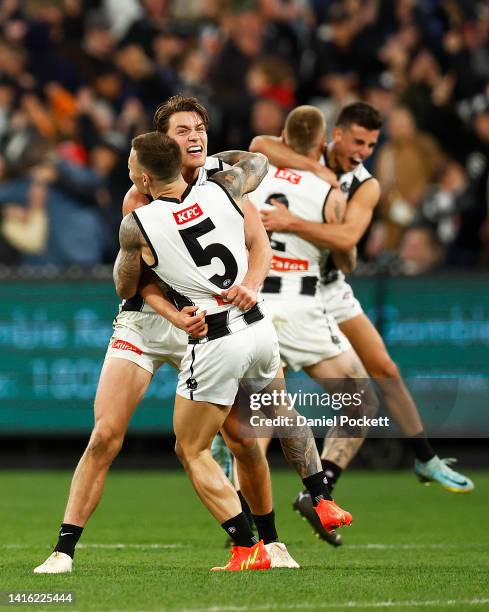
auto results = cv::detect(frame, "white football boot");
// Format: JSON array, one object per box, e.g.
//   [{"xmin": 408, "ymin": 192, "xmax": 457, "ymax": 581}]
[
  {"xmin": 265, "ymin": 542, "xmax": 300, "ymax": 569},
  {"xmin": 34, "ymin": 551, "xmax": 73, "ymax": 574}
]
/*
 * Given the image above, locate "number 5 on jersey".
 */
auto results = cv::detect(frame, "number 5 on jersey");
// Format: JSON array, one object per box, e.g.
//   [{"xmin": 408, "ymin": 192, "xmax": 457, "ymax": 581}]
[{"xmin": 179, "ymin": 218, "xmax": 238, "ymax": 289}]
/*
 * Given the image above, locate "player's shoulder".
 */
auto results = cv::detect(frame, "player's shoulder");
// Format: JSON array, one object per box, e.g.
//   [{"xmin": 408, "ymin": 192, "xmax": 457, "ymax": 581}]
[
  {"xmin": 348, "ymin": 170, "xmax": 380, "ymax": 208},
  {"xmin": 353, "ymin": 163, "xmax": 372, "ymax": 182},
  {"xmin": 122, "ymin": 185, "xmax": 150, "ymax": 217}
]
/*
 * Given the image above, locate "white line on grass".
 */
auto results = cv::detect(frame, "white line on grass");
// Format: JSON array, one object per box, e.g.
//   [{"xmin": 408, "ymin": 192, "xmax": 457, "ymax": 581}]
[
  {"xmin": 182, "ymin": 598, "xmax": 489, "ymax": 611},
  {"xmin": 1, "ymin": 543, "xmax": 185, "ymax": 550},
  {"xmin": 3, "ymin": 542, "xmax": 487, "ymax": 551},
  {"xmin": 345, "ymin": 543, "xmax": 489, "ymax": 550}
]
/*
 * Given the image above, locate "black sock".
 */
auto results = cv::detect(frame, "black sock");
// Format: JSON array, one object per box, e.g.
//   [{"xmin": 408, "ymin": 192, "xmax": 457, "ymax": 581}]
[
  {"xmin": 321, "ymin": 459, "xmax": 343, "ymax": 493},
  {"xmin": 54, "ymin": 523, "xmax": 83, "ymax": 559},
  {"xmin": 408, "ymin": 432, "xmax": 436, "ymax": 463},
  {"xmin": 221, "ymin": 513, "xmax": 258, "ymax": 547},
  {"xmin": 302, "ymin": 470, "xmax": 332, "ymax": 505},
  {"xmin": 252, "ymin": 510, "xmax": 279, "ymax": 544},
  {"xmin": 237, "ymin": 490, "xmax": 255, "ymax": 530}
]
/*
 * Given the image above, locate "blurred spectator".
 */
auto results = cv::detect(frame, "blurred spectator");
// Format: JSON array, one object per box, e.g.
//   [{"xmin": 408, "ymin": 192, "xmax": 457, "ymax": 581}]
[
  {"xmin": 0, "ymin": 137, "xmax": 107, "ymax": 267},
  {"xmin": 371, "ymin": 106, "xmax": 445, "ymax": 253},
  {"xmin": 399, "ymin": 226, "xmax": 446, "ymax": 275},
  {"xmin": 250, "ymin": 97, "xmax": 286, "ymax": 139},
  {"xmin": 0, "ymin": 0, "xmax": 486, "ymax": 271},
  {"xmin": 246, "ymin": 56, "xmax": 296, "ymax": 109}
]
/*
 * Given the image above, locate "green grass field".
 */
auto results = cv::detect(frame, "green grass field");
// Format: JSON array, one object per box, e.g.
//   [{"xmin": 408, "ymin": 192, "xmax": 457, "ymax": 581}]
[{"xmin": 1, "ymin": 469, "xmax": 488, "ymax": 611}]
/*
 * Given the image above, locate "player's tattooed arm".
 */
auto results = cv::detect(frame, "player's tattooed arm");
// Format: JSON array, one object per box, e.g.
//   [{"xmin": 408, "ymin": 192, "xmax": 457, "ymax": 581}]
[
  {"xmin": 212, "ymin": 152, "xmax": 269, "ymax": 200},
  {"xmin": 113, "ymin": 213, "xmax": 144, "ymax": 299},
  {"xmin": 212, "ymin": 150, "xmax": 252, "ymax": 166}
]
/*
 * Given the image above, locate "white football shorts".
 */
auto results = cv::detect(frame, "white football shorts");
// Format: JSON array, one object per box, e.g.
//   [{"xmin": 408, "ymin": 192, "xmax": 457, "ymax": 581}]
[
  {"xmin": 176, "ymin": 315, "xmax": 281, "ymax": 405},
  {"xmin": 264, "ymin": 295, "xmax": 351, "ymax": 372},
  {"xmin": 318, "ymin": 279, "xmax": 364, "ymax": 324},
  {"xmin": 105, "ymin": 310, "xmax": 187, "ymax": 374}
]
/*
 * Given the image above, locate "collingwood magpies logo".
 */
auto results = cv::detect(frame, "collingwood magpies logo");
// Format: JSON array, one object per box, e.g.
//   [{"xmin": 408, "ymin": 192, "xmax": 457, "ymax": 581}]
[{"xmin": 186, "ymin": 378, "xmax": 198, "ymax": 391}]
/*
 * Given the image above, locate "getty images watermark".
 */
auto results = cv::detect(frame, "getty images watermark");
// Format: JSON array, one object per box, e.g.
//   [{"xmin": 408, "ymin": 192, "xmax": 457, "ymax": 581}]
[
  {"xmin": 236, "ymin": 377, "xmax": 465, "ymax": 438},
  {"xmin": 248, "ymin": 389, "xmax": 389, "ymax": 429},
  {"xmin": 236, "ymin": 379, "xmax": 390, "ymax": 438}
]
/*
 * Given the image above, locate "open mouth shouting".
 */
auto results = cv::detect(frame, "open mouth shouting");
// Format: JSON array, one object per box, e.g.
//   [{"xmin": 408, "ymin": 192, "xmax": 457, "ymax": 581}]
[{"xmin": 187, "ymin": 145, "xmax": 204, "ymax": 160}]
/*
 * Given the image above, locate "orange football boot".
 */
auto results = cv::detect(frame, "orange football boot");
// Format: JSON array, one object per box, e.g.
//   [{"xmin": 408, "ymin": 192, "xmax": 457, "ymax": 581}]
[
  {"xmin": 314, "ymin": 499, "xmax": 352, "ymax": 532},
  {"xmin": 211, "ymin": 540, "xmax": 271, "ymax": 572}
]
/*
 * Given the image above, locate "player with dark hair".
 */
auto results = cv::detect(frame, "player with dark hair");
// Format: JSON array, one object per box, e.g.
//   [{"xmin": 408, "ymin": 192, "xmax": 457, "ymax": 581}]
[
  {"xmin": 34, "ymin": 96, "xmax": 296, "ymax": 573},
  {"xmin": 251, "ymin": 101, "xmax": 474, "ymax": 544},
  {"xmin": 112, "ymin": 131, "xmax": 352, "ymax": 571}
]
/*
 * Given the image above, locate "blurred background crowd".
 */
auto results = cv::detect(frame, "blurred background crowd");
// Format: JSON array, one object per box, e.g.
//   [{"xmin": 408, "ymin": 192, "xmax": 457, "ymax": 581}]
[{"xmin": 0, "ymin": 0, "xmax": 488, "ymax": 275}]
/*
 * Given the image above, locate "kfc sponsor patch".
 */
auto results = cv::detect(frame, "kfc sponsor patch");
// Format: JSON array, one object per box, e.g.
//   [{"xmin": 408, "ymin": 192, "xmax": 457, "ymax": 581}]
[
  {"xmin": 173, "ymin": 203, "xmax": 204, "ymax": 225},
  {"xmin": 274, "ymin": 167, "xmax": 302, "ymax": 185}
]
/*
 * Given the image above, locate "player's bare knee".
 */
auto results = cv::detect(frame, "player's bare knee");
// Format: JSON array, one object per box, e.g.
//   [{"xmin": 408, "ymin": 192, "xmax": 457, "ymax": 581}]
[
  {"xmin": 174, "ymin": 439, "xmax": 203, "ymax": 465},
  {"xmin": 87, "ymin": 424, "xmax": 123, "ymax": 463},
  {"xmin": 229, "ymin": 437, "xmax": 261, "ymax": 463},
  {"xmin": 174, "ymin": 440, "xmax": 186, "ymax": 466}
]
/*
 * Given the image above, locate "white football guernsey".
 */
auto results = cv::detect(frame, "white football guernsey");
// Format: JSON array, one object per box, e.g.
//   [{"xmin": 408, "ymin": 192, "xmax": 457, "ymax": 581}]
[
  {"xmin": 251, "ymin": 164, "xmax": 333, "ymax": 297},
  {"xmin": 133, "ymin": 180, "xmax": 249, "ymax": 318},
  {"xmin": 120, "ymin": 156, "xmax": 228, "ymax": 313}
]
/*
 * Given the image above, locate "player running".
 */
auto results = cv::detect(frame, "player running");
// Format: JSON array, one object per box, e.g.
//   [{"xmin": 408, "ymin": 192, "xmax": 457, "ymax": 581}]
[
  {"xmin": 33, "ymin": 97, "xmax": 294, "ymax": 574},
  {"xmin": 253, "ymin": 101, "xmax": 474, "ymax": 542},
  {"xmin": 113, "ymin": 131, "xmax": 352, "ymax": 571}
]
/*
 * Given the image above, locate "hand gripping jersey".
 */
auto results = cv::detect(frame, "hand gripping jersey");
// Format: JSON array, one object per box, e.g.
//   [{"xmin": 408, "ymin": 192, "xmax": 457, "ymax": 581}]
[
  {"xmin": 251, "ymin": 164, "xmax": 333, "ymax": 298},
  {"xmin": 133, "ymin": 179, "xmax": 258, "ymax": 330},
  {"xmin": 120, "ymin": 156, "xmax": 227, "ymax": 314}
]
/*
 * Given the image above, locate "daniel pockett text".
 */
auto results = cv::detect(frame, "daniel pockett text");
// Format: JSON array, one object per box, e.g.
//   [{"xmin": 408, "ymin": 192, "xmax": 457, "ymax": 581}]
[{"xmin": 236, "ymin": 386, "xmax": 391, "ymax": 438}]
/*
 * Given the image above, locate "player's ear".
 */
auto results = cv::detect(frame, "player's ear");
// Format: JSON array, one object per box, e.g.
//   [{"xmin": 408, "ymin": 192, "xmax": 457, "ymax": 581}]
[
  {"xmin": 332, "ymin": 126, "xmax": 342, "ymax": 142},
  {"xmin": 281, "ymin": 129, "xmax": 286, "ymax": 144},
  {"xmin": 142, "ymin": 172, "xmax": 149, "ymax": 188}
]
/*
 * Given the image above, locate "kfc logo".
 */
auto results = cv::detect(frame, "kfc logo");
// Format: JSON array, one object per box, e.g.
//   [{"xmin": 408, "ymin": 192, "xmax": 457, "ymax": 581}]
[
  {"xmin": 274, "ymin": 167, "xmax": 302, "ymax": 185},
  {"xmin": 173, "ymin": 203, "xmax": 204, "ymax": 225}
]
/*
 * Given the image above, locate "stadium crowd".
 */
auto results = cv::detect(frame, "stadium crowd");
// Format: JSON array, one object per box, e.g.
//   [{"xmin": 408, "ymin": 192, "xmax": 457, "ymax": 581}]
[{"xmin": 0, "ymin": 0, "xmax": 488, "ymax": 273}]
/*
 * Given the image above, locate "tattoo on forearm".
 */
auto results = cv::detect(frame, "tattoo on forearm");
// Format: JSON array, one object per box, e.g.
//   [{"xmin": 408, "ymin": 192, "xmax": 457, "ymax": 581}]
[
  {"xmin": 213, "ymin": 150, "xmax": 248, "ymax": 165},
  {"xmin": 213, "ymin": 152, "xmax": 268, "ymax": 198},
  {"xmin": 138, "ymin": 264, "xmax": 168, "ymax": 294}
]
